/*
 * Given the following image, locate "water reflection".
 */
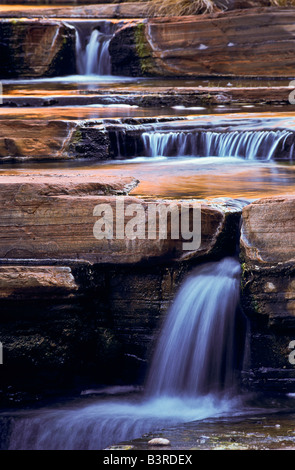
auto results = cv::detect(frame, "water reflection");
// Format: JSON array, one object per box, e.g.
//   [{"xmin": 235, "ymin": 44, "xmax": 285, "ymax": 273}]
[{"xmin": 1, "ymin": 158, "xmax": 294, "ymax": 201}]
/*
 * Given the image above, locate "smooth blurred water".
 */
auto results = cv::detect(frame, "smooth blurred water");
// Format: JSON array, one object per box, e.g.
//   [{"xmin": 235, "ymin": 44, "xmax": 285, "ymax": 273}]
[
  {"xmin": 7, "ymin": 394, "xmax": 240, "ymax": 450},
  {"xmin": 75, "ymin": 26, "xmax": 112, "ymax": 76},
  {"xmin": 146, "ymin": 258, "xmax": 242, "ymax": 397},
  {"xmin": 3, "ymin": 258, "xmax": 245, "ymax": 450},
  {"xmin": 142, "ymin": 129, "xmax": 294, "ymax": 161}
]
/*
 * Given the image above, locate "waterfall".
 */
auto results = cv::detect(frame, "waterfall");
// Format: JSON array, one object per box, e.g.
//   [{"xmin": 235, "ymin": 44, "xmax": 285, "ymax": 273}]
[
  {"xmin": 141, "ymin": 129, "xmax": 294, "ymax": 160},
  {"xmin": 146, "ymin": 257, "xmax": 242, "ymax": 397},
  {"xmin": 75, "ymin": 22, "xmax": 114, "ymax": 76},
  {"xmin": 5, "ymin": 258, "xmax": 244, "ymax": 450}
]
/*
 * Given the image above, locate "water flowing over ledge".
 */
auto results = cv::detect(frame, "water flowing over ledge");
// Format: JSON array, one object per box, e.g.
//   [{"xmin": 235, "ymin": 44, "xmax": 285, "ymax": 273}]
[
  {"xmin": 73, "ymin": 20, "xmax": 117, "ymax": 76},
  {"xmin": 4, "ymin": 258, "xmax": 245, "ymax": 450},
  {"xmin": 146, "ymin": 258, "xmax": 243, "ymax": 397},
  {"xmin": 141, "ymin": 129, "xmax": 294, "ymax": 161}
]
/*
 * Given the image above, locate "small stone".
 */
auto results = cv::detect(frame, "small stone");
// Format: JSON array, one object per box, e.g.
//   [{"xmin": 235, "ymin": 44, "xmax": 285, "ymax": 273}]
[
  {"xmin": 105, "ymin": 445, "xmax": 134, "ymax": 450},
  {"xmin": 148, "ymin": 438, "xmax": 171, "ymax": 446},
  {"xmin": 264, "ymin": 282, "xmax": 276, "ymax": 293}
]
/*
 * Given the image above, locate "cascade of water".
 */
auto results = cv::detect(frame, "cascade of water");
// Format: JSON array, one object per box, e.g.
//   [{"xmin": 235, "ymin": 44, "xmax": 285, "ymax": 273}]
[
  {"xmin": 5, "ymin": 258, "xmax": 244, "ymax": 450},
  {"xmin": 146, "ymin": 257, "xmax": 242, "ymax": 397},
  {"xmin": 141, "ymin": 129, "xmax": 294, "ymax": 160},
  {"xmin": 75, "ymin": 22, "xmax": 114, "ymax": 76}
]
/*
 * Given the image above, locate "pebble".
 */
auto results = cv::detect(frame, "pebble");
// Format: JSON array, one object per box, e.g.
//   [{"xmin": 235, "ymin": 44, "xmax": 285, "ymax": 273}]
[{"xmin": 148, "ymin": 438, "xmax": 171, "ymax": 446}]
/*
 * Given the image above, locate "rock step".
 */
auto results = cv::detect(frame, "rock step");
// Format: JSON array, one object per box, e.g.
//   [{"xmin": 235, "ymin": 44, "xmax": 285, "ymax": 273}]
[
  {"xmin": 2, "ymin": 86, "xmax": 294, "ymax": 108},
  {"xmin": 1, "ymin": 116, "xmax": 295, "ymax": 162},
  {"xmin": 1, "ymin": 8, "xmax": 295, "ymax": 78},
  {"xmin": 0, "ymin": 3, "xmax": 150, "ymax": 19},
  {"xmin": 0, "ymin": 171, "xmax": 241, "ymax": 264},
  {"xmin": 110, "ymin": 8, "xmax": 295, "ymax": 78}
]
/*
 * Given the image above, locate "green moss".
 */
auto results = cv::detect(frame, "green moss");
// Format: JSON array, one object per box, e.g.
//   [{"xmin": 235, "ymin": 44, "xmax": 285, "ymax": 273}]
[
  {"xmin": 71, "ymin": 129, "xmax": 82, "ymax": 144},
  {"xmin": 135, "ymin": 23, "xmax": 155, "ymax": 75},
  {"xmin": 251, "ymin": 298, "xmax": 260, "ymax": 314},
  {"xmin": 240, "ymin": 262, "xmax": 246, "ymax": 293}
]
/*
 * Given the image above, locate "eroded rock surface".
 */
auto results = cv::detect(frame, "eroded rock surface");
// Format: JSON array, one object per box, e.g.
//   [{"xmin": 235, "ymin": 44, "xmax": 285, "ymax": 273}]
[
  {"xmin": 240, "ymin": 196, "xmax": 295, "ymax": 392},
  {"xmin": 0, "ymin": 172, "xmax": 239, "ymax": 264},
  {"xmin": 0, "ymin": 171, "xmax": 241, "ymax": 402},
  {"xmin": 110, "ymin": 8, "xmax": 295, "ymax": 78},
  {"xmin": 0, "ymin": 19, "xmax": 75, "ymax": 78},
  {"xmin": 241, "ymin": 196, "xmax": 295, "ymax": 265}
]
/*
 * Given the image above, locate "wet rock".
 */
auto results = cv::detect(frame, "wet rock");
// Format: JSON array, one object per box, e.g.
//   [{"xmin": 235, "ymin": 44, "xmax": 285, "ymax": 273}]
[
  {"xmin": 110, "ymin": 8, "xmax": 295, "ymax": 78},
  {"xmin": 0, "ymin": 172, "xmax": 240, "ymax": 264},
  {"xmin": 241, "ymin": 196, "xmax": 295, "ymax": 265},
  {"xmin": 0, "ymin": 19, "xmax": 75, "ymax": 78},
  {"xmin": 0, "ymin": 120, "xmax": 115, "ymax": 162},
  {"xmin": 240, "ymin": 196, "xmax": 295, "ymax": 393},
  {"xmin": 148, "ymin": 438, "xmax": 171, "ymax": 446},
  {"xmin": 0, "ymin": 120, "xmax": 78, "ymax": 161},
  {"xmin": 0, "ymin": 266, "xmax": 78, "ymax": 299}
]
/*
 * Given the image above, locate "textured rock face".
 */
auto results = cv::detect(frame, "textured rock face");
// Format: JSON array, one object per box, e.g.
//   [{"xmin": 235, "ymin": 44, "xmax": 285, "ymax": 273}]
[
  {"xmin": 0, "ymin": 173, "xmax": 239, "ymax": 264},
  {"xmin": 0, "ymin": 266, "xmax": 78, "ymax": 299},
  {"xmin": 110, "ymin": 8, "xmax": 295, "ymax": 77},
  {"xmin": 0, "ymin": 19, "xmax": 75, "ymax": 78},
  {"xmin": 241, "ymin": 196, "xmax": 295, "ymax": 265},
  {"xmin": 0, "ymin": 3, "xmax": 150, "ymax": 19},
  {"xmin": 0, "ymin": 121, "xmax": 113, "ymax": 161},
  {"xmin": 0, "ymin": 171, "xmax": 241, "ymax": 402},
  {"xmin": 0, "ymin": 260, "xmax": 184, "ymax": 403},
  {"xmin": 0, "ymin": 120, "xmax": 77, "ymax": 161},
  {"xmin": 240, "ymin": 196, "xmax": 295, "ymax": 392}
]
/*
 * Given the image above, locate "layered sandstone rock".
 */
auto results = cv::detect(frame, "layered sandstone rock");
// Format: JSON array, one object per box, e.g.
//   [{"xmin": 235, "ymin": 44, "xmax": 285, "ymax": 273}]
[
  {"xmin": 0, "ymin": 19, "xmax": 75, "ymax": 78},
  {"xmin": 110, "ymin": 8, "xmax": 295, "ymax": 77},
  {"xmin": 240, "ymin": 196, "xmax": 295, "ymax": 392},
  {"xmin": 0, "ymin": 120, "xmax": 77, "ymax": 161},
  {"xmin": 2, "ymin": 85, "xmax": 293, "ymax": 108},
  {"xmin": 0, "ymin": 172, "xmax": 239, "ymax": 264},
  {"xmin": 0, "ymin": 120, "xmax": 112, "ymax": 161},
  {"xmin": 0, "ymin": 3, "xmax": 150, "ymax": 19},
  {"xmin": 0, "ymin": 266, "xmax": 78, "ymax": 299},
  {"xmin": 2, "ymin": 116, "xmax": 294, "ymax": 162},
  {"xmin": 0, "ymin": 171, "xmax": 241, "ymax": 402},
  {"xmin": 241, "ymin": 196, "xmax": 295, "ymax": 265}
]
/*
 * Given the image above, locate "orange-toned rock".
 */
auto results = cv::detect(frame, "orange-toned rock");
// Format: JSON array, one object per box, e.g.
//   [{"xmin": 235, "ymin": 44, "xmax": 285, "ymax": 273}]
[
  {"xmin": 0, "ymin": 266, "xmax": 78, "ymax": 299},
  {"xmin": 0, "ymin": 19, "xmax": 75, "ymax": 78},
  {"xmin": 146, "ymin": 8, "xmax": 295, "ymax": 77},
  {"xmin": 0, "ymin": 120, "xmax": 78, "ymax": 161},
  {"xmin": 0, "ymin": 120, "xmax": 113, "ymax": 161},
  {"xmin": 0, "ymin": 172, "xmax": 239, "ymax": 264},
  {"xmin": 240, "ymin": 195, "xmax": 295, "ymax": 393},
  {"xmin": 111, "ymin": 8, "xmax": 295, "ymax": 78},
  {"xmin": 0, "ymin": 3, "xmax": 150, "ymax": 19},
  {"xmin": 241, "ymin": 196, "xmax": 295, "ymax": 265}
]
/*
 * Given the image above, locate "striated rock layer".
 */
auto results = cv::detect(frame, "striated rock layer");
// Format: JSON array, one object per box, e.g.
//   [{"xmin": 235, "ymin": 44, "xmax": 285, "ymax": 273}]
[
  {"xmin": 240, "ymin": 196, "xmax": 295, "ymax": 393},
  {"xmin": 0, "ymin": 172, "xmax": 238, "ymax": 264},
  {"xmin": 0, "ymin": 172, "xmax": 241, "ymax": 403},
  {"xmin": 0, "ymin": 19, "xmax": 76, "ymax": 78},
  {"xmin": 110, "ymin": 8, "xmax": 295, "ymax": 78}
]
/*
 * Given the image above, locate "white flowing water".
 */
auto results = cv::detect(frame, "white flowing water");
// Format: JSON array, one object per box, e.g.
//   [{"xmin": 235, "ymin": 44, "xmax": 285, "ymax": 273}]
[
  {"xmin": 146, "ymin": 257, "xmax": 242, "ymax": 397},
  {"xmin": 75, "ymin": 24, "xmax": 113, "ymax": 76},
  {"xmin": 142, "ymin": 129, "xmax": 294, "ymax": 160},
  {"xmin": 6, "ymin": 258, "xmax": 244, "ymax": 450}
]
